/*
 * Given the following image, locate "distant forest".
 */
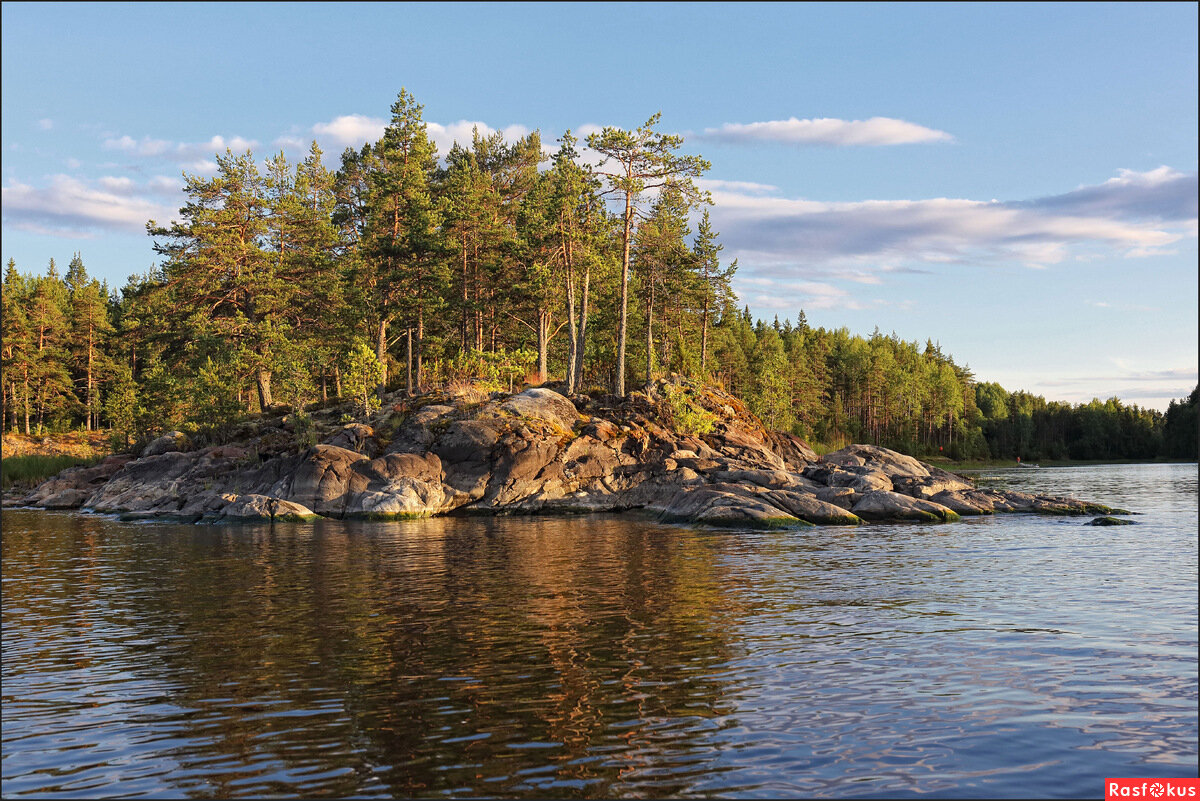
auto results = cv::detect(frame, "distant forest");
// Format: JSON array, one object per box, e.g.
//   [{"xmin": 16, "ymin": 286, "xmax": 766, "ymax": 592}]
[{"xmin": 2, "ymin": 90, "xmax": 1196, "ymax": 462}]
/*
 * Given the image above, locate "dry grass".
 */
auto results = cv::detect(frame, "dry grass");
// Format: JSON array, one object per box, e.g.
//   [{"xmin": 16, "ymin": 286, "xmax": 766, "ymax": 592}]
[{"xmin": 2, "ymin": 430, "xmax": 111, "ymax": 460}]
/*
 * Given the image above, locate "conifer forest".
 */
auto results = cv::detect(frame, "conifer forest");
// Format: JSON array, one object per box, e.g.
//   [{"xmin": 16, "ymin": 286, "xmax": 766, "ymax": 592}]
[{"xmin": 2, "ymin": 91, "xmax": 1195, "ymax": 461}]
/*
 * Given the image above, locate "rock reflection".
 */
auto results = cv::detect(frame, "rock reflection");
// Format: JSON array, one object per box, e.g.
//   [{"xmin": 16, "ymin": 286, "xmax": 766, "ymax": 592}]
[{"xmin": 4, "ymin": 513, "xmax": 747, "ymax": 797}]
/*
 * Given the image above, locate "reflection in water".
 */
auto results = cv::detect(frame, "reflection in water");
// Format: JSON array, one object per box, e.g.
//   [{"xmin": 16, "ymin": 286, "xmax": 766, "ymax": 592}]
[{"xmin": 2, "ymin": 464, "xmax": 1197, "ymax": 797}]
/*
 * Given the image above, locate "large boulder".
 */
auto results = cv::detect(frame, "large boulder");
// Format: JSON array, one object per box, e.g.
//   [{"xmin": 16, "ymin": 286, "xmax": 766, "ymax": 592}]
[
  {"xmin": 21, "ymin": 455, "xmax": 132, "ymax": 508},
  {"xmin": 433, "ymin": 420, "xmax": 500, "ymax": 498},
  {"xmin": 85, "ymin": 451, "xmax": 200, "ymax": 513},
  {"xmin": 386, "ymin": 404, "xmax": 456, "ymax": 454},
  {"xmin": 273, "ymin": 445, "xmax": 369, "ymax": 517},
  {"xmin": 322, "ymin": 423, "xmax": 376, "ymax": 455},
  {"xmin": 142, "ymin": 431, "xmax": 189, "ymax": 457},
  {"xmin": 658, "ymin": 484, "xmax": 811, "ymax": 529},
  {"xmin": 500, "ymin": 388, "xmax": 579, "ymax": 431},
  {"xmin": 761, "ymin": 488, "xmax": 862, "ymax": 526},
  {"xmin": 851, "ymin": 490, "xmax": 960, "ymax": 523},
  {"xmin": 218, "ymin": 494, "xmax": 317, "ymax": 521},
  {"xmin": 822, "ymin": 445, "xmax": 930, "ymax": 479}
]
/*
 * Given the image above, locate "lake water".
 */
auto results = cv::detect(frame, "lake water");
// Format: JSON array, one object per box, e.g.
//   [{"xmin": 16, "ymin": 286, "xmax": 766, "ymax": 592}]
[{"xmin": 2, "ymin": 463, "xmax": 1196, "ymax": 798}]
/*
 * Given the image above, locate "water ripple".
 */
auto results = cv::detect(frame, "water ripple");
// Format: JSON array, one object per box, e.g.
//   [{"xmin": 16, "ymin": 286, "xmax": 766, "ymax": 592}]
[{"xmin": 2, "ymin": 464, "xmax": 1196, "ymax": 797}]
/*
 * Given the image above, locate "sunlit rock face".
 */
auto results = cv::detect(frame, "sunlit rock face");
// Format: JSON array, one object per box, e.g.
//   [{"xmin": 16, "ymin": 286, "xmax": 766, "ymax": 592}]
[{"xmin": 13, "ymin": 377, "xmax": 1126, "ymax": 525}]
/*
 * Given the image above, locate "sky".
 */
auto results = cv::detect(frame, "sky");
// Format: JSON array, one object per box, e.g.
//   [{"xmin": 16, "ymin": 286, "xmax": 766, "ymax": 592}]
[{"xmin": 2, "ymin": 2, "xmax": 1196, "ymax": 410}]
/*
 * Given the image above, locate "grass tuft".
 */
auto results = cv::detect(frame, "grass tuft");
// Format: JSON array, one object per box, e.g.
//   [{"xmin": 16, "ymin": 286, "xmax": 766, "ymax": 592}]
[{"xmin": 2, "ymin": 454, "xmax": 102, "ymax": 490}]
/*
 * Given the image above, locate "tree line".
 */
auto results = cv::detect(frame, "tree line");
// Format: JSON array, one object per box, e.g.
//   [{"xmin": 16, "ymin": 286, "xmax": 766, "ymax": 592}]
[{"xmin": 2, "ymin": 89, "xmax": 1195, "ymax": 461}]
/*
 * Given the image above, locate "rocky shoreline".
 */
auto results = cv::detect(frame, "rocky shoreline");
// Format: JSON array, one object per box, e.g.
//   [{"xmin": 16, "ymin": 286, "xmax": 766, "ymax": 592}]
[{"xmin": 5, "ymin": 378, "xmax": 1129, "ymax": 527}]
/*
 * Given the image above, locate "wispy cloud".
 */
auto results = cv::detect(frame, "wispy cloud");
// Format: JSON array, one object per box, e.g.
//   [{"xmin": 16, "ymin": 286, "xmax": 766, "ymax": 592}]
[
  {"xmin": 703, "ymin": 116, "xmax": 953, "ymax": 146},
  {"xmin": 1, "ymin": 175, "xmax": 178, "ymax": 237},
  {"xmin": 102, "ymin": 133, "xmax": 261, "ymax": 166},
  {"xmin": 36, "ymin": 118, "xmax": 54, "ymax": 131},
  {"xmin": 697, "ymin": 178, "xmax": 778, "ymax": 195},
  {"xmin": 1011, "ymin": 166, "xmax": 1197, "ymax": 222},
  {"xmin": 706, "ymin": 168, "xmax": 1197, "ymax": 278},
  {"xmin": 735, "ymin": 276, "xmax": 884, "ymax": 312},
  {"xmin": 1003, "ymin": 365, "xmax": 1198, "ymax": 408}
]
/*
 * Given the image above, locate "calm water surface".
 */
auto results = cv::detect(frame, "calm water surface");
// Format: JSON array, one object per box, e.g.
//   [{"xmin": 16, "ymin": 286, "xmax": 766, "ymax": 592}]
[{"xmin": 2, "ymin": 463, "xmax": 1196, "ymax": 797}]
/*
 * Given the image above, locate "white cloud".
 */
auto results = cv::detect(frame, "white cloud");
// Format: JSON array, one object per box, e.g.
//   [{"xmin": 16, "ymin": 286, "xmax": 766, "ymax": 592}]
[
  {"xmin": 147, "ymin": 175, "xmax": 183, "ymax": 195},
  {"xmin": 425, "ymin": 120, "xmax": 533, "ymax": 156},
  {"xmin": 308, "ymin": 115, "xmax": 540, "ymax": 162},
  {"xmin": 97, "ymin": 175, "xmax": 136, "ymax": 194},
  {"xmin": 103, "ymin": 134, "xmax": 173, "ymax": 156},
  {"xmin": 736, "ymin": 277, "xmax": 868, "ymax": 311},
  {"xmin": 181, "ymin": 159, "xmax": 218, "ymax": 174},
  {"xmin": 272, "ymin": 134, "xmax": 308, "ymax": 151},
  {"xmin": 1, "ymin": 175, "xmax": 178, "ymax": 237},
  {"xmin": 36, "ymin": 118, "xmax": 54, "ymax": 131},
  {"xmin": 311, "ymin": 114, "xmax": 386, "ymax": 149},
  {"xmin": 704, "ymin": 116, "xmax": 954, "ymax": 146}
]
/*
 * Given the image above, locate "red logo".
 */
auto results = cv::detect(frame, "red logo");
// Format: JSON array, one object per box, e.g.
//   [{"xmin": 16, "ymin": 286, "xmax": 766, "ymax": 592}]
[{"xmin": 1107, "ymin": 779, "xmax": 1200, "ymax": 799}]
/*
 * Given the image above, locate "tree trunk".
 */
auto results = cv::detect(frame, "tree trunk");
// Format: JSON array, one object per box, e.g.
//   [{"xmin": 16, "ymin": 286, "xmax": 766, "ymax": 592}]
[
  {"xmin": 334, "ymin": 365, "xmax": 343, "ymax": 398},
  {"xmin": 416, "ymin": 306, "xmax": 424, "ymax": 393},
  {"xmin": 23, "ymin": 368, "xmax": 31, "ymax": 434},
  {"xmin": 614, "ymin": 193, "xmax": 633, "ymax": 396},
  {"xmin": 565, "ymin": 279, "xmax": 578, "ymax": 393},
  {"xmin": 406, "ymin": 328, "xmax": 413, "ymax": 396},
  {"xmin": 376, "ymin": 318, "xmax": 389, "ymax": 397},
  {"xmin": 461, "ymin": 241, "xmax": 469, "ymax": 352},
  {"xmin": 85, "ymin": 323, "xmax": 95, "ymax": 431},
  {"xmin": 473, "ymin": 238, "xmax": 483, "ymax": 352},
  {"xmin": 574, "ymin": 264, "xmax": 590, "ymax": 391},
  {"xmin": 564, "ymin": 215, "xmax": 578, "ymax": 394},
  {"xmin": 536, "ymin": 308, "xmax": 549, "ymax": 385},
  {"xmin": 700, "ymin": 296, "xmax": 710, "ymax": 375},
  {"xmin": 256, "ymin": 367, "xmax": 273, "ymax": 411},
  {"xmin": 644, "ymin": 279, "xmax": 655, "ymax": 391}
]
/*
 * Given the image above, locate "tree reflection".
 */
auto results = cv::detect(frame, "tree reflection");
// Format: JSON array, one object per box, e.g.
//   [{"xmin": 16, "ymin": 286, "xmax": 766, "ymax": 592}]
[{"xmin": 3, "ymin": 512, "xmax": 747, "ymax": 797}]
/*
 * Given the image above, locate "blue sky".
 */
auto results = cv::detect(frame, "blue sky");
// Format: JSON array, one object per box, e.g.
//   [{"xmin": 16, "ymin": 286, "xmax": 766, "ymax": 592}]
[{"xmin": 3, "ymin": 2, "xmax": 1196, "ymax": 409}]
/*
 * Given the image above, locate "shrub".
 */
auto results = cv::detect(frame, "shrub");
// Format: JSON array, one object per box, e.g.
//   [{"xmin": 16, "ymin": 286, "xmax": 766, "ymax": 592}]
[{"xmin": 662, "ymin": 384, "xmax": 717, "ymax": 436}]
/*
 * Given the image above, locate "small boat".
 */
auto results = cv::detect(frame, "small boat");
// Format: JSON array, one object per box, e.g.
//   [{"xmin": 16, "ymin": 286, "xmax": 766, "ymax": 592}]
[{"xmin": 1017, "ymin": 462, "xmax": 1040, "ymax": 468}]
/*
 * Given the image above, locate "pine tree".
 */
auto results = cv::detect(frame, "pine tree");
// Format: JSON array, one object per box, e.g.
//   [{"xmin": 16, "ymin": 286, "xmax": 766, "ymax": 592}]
[
  {"xmin": 363, "ymin": 88, "xmax": 444, "ymax": 395},
  {"xmin": 148, "ymin": 149, "xmax": 286, "ymax": 411},
  {"xmin": 586, "ymin": 113, "xmax": 709, "ymax": 395},
  {"xmin": 27, "ymin": 260, "xmax": 76, "ymax": 432},
  {"xmin": 632, "ymin": 184, "xmax": 693, "ymax": 389},
  {"xmin": 690, "ymin": 210, "xmax": 736, "ymax": 376},
  {"xmin": 66, "ymin": 253, "xmax": 113, "ymax": 430},
  {"xmin": 2, "ymin": 260, "xmax": 32, "ymax": 433}
]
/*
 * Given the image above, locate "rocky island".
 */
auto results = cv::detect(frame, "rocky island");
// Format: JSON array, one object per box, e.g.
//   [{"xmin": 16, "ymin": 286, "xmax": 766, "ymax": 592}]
[{"xmin": 9, "ymin": 377, "xmax": 1127, "ymax": 527}]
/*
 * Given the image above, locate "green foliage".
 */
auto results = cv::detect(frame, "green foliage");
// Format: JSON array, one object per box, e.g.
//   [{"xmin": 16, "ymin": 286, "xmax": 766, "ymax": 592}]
[
  {"xmin": 662, "ymin": 384, "xmax": 717, "ymax": 436},
  {"xmin": 1161, "ymin": 386, "xmax": 1198, "ymax": 459},
  {"xmin": 291, "ymin": 411, "xmax": 319, "ymax": 449},
  {"xmin": 342, "ymin": 343, "xmax": 384, "ymax": 417},
  {"xmin": 102, "ymin": 361, "xmax": 138, "ymax": 450}
]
